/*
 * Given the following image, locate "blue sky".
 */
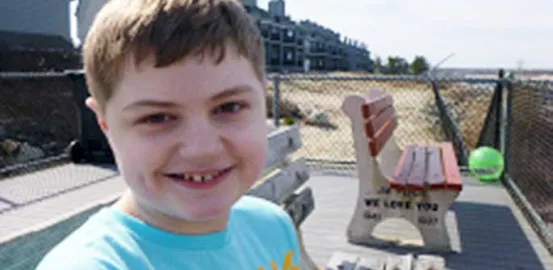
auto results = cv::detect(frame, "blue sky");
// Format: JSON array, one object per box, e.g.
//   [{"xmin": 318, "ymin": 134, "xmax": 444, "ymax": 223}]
[{"xmin": 257, "ymin": 0, "xmax": 553, "ymax": 69}]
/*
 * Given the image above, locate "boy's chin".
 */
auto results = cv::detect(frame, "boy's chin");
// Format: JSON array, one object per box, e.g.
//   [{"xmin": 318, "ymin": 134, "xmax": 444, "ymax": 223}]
[{"xmin": 174, "ymin": 207, "xmax": 233, "ymax": 231}]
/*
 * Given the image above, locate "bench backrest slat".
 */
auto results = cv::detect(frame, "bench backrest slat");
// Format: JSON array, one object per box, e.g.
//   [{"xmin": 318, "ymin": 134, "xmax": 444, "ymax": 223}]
[
  {"xmin": 440, "ymin": 143, "xmax": 463, "ymax": 191},
  {"xmin": 360, "ymin": 91, "xmax": 398, "ymax": 157},
  {"xmin": 365, "ymin": 105, "xmax": 396, "ymax": 138},
  {"xmin": 264, "ymin": 124, "xmax": 302, "ymax": 173},
  {"xmin": 368, "ymin": 118, "xmax": 397, "ymax": 156},
  {"xmin": 248, "ymin": 157, "xmax": 309, "ymax": 205},
  {"xmin": 361, "ymin": 94, "xmax": 394, "ymax": 119}
]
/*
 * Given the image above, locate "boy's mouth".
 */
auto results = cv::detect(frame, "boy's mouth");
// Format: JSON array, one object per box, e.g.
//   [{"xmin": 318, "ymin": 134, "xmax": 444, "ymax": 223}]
[{"xmin": 164, "ymin": 166, "xmax": 233, "ymax": 183}]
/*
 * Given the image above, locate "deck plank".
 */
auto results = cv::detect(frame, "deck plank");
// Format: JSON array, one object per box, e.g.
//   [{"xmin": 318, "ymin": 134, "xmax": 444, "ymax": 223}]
[
  {"xmin": 300, "ymin": 167, "xmax": 553, "ymax": 270},
  {"xmin": 1, "ymin": 160, "xmax": 552, "ymax": 269}
]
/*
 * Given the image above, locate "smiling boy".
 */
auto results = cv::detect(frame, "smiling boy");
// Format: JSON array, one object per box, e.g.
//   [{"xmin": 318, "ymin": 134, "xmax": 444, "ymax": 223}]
[{"xmin": 35, "ymin": 0, "xmax": 301, "ymax": 269}]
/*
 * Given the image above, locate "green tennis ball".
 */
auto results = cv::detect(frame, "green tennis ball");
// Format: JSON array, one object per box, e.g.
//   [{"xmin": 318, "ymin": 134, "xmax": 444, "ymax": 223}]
[{"xmin": 468, "ymin": 146, "xmax": 504, "ymax": 182}]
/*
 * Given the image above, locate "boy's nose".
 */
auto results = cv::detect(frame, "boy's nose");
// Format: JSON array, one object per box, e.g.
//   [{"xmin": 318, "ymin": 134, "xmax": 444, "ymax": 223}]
[{"xmin": 177, "ymin": 119, "xmax": 224, "ymax": 159}]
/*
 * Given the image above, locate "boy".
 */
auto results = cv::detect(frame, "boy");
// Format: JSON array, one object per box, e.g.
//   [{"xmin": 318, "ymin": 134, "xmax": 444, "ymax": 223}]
[{"xmin": 36, "ymin": 0, "xmax": 302, "ymax": 269}]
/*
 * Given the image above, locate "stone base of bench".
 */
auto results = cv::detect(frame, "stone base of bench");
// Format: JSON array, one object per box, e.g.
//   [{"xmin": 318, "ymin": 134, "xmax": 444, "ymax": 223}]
[{"xmin": 325, "ymin": 251, "xmax": 445, "ymax": 270}]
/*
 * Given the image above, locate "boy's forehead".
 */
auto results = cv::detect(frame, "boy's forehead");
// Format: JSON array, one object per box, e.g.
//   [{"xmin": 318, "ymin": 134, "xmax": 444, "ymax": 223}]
[{"xmin": 111, "ymin": 52, "xmax": 263, "ymax": 108}]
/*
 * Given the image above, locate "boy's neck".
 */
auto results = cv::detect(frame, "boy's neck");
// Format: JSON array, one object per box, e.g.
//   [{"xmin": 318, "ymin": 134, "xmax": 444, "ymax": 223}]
[{"xmin": 114, "ymin": 190, "xmax": 230, "ymax": 235}]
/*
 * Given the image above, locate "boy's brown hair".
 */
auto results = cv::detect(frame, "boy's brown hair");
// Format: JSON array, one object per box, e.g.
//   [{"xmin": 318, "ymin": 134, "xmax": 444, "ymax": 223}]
[{"xmin": 82, "ymin": 0, "xmax": 265, "ymax": 112}]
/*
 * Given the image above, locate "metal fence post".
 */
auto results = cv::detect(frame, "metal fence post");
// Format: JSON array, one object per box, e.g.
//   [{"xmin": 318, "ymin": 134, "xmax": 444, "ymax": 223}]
[
  {"xmin": 494, "ymin": 69, "xmax": 505, "ymax": 149},
  {"xmin": 65, "ymin": 69, "xmax": 114, "ymax": 164},
  {"xmin": 273, "ymin": 75, "xmax": 281, "ymax": 128},
  {"xmin": 502, "ymin": 75, "xmax": 514, "ymax": 180}
]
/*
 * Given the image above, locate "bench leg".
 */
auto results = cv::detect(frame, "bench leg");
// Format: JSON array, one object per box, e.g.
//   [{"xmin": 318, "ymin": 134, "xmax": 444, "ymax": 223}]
[
  {"xmin": 346, "ymin": 170, "xmax": 386, "ymax": 245},
  {"xmin": 347, "ymin": 209, "xmax": 381, "ymax": 245},
  {"xmin": 347, "ymin": 160, "xmax": 399, "ymax": 246},
  {"xmin": 414, "ymin": 191, "xmax": 459, "ymax": 252},
  {"xmin": 418, "ymin": 214, "xmax": 451, "ymax": 252}
]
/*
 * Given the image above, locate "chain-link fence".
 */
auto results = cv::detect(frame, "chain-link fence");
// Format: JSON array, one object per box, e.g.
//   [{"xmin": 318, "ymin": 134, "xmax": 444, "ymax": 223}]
[
  {"xmin": 4, "ymin": 70, "xmax": 553, "ymax": 267},
  {"xmin": 504, "ymin": 79, "xmax": 553, "ymax": 253},
  {"xmin": 0, "ymin": 72, "xmax": 78, "ymax": 178},
  {"xmin": 268, "ymin": 73, "xmax": 497, "ymax": 168},
  {"xmin": 508, "ymin": 79, "xmax": 553, "ymax": 218}
]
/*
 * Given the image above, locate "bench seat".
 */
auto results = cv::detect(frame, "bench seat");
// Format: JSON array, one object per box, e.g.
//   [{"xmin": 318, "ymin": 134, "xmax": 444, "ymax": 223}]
[{"xmin": 390, "ymin": 143, "xmax": 463, "ymax": 192}]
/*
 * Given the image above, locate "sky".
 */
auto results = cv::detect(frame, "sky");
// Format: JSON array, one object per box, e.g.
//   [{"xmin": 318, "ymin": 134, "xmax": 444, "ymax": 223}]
[{"xmin": 257, "ymin": 0, "xmax": 553, "ymax": 69}]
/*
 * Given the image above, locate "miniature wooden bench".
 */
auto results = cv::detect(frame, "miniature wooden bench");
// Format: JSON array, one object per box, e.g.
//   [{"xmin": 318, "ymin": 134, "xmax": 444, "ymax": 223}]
[{"xmin": 341, "ymin": 90, "xmax": 463, "ymax": 252}]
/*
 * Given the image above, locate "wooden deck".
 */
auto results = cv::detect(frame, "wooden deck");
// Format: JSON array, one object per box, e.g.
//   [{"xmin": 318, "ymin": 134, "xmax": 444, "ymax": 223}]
[
  {"xmin": 1, "ymin": 163, "xmax": 553, "ymax": 269},
  {"xmin": 301, "ymin": 166, "xmax": 553, "ymax": 269}
]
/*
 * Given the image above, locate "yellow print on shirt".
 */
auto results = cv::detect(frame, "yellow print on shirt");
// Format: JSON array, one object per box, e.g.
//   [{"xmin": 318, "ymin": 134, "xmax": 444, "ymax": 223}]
[{"xmin": 257, "ymin": 250, "xmax": 300, "ymax": 270}]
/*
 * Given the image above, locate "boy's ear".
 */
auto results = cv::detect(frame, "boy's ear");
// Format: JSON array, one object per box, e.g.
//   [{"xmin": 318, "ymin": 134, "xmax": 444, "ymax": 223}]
[{"xmin": 85, "ymin": 97, "xmax": 108, "ymax": 133}]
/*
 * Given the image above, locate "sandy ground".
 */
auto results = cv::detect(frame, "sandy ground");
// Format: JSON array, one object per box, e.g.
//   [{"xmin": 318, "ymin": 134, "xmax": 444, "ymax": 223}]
[{"xmin": 268, "ymin": 75, "xmax": 494, "ymax": 162}]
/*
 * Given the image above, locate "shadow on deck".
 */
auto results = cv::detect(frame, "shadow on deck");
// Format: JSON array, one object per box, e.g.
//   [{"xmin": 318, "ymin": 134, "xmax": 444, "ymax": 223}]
[{"xmin": 301, "ymin": 167, "xmax": 553, "ymax": 269}]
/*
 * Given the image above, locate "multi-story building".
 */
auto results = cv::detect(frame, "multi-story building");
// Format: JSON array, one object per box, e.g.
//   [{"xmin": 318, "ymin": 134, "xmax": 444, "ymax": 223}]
[
  {"xmin": 0, "ymin": 0, "xmax": 371, "ymax": 73},
  {"xmin": 241, "ymin": 0, "xmax": 373, "ymax": 73}
]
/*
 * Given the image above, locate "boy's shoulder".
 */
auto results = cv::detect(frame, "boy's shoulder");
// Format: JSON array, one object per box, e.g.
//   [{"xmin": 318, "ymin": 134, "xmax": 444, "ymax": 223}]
[
  {"xmin": 232, "ymin": 195, "xmax": 290, "ymax": 219},
  {"xmin": 35, "ymin": 208, "xmax": 127, "ymax": 269},
  {"xmin": 231, "ymin": 195, "xmax": 295, "ymax": 229},
  {"xmin": 36, "ymin": 196, "xmax": 300, "ymax": 270}
]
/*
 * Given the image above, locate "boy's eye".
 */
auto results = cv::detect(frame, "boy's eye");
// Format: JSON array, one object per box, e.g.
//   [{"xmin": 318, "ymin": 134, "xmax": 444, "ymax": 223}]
[
  {"xmin": 214, "ymin": 102, "xmax": 246, "ymax": 114},
  {"xmin": 139, "ymin": 113, "xmax": 174, "ymax": 124}
]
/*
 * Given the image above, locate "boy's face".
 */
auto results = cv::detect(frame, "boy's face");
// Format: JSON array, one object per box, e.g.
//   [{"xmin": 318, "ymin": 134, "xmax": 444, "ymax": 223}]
[{"xmin": 88, "ymin": 46, "xmax": 268, "ymax": 233}]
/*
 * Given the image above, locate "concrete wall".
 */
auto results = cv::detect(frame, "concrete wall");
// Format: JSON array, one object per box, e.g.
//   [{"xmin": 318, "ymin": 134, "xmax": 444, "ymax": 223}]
[{"xmin": 0, "ymin": 0, "xmax": 73, "ymax": 42}]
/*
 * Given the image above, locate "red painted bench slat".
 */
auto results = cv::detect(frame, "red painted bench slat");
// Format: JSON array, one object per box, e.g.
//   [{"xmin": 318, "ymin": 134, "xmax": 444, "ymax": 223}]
[
  {"xmin": 362, "ymin": 94, "xmax": 394, "ymax": 119},
  {"xmin": 426, "ymin": 146, "xmax": 446, "ymax": 190},
  {"xmin": 358, "ymin": 90, "xmax": 463, "ymax": 193},
  {"xmin": 365, "ymin": 105, "xmax": 396, "ymax": 138},
  {"xmin": 440, "ymin": 143, "xmax": 463, "ymax": 191},
  {"xmin": 390, "ymin": 145, "xmax": 417, "ymax": 190},
  {"xmin": 406, "ymin": 146, "xmax": 427, "ymax": 191},
  {"xmin": 368, "ymin": 118, "xmax": 397, "ymax": 156}
]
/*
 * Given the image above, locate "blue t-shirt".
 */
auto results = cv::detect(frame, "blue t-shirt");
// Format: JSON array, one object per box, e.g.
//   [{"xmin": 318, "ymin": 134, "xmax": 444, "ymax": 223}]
[{"xmin": 36, "ymin": 195, "xmax": 301, "ymax": 270}]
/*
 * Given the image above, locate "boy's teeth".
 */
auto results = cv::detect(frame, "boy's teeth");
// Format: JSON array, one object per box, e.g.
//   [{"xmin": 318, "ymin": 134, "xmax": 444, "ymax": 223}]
[
  {"xmin": 169, "ymin": 172, "xmax": 222, "ymax": 182},
  {"xmin": 192, "ymin": 174, "xmax": 202, "ymax": 182}
]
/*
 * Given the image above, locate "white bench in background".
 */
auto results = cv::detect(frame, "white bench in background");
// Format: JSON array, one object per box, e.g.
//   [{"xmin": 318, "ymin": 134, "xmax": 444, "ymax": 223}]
[{"xmin": 341, "ymin": 90, "xmax": 463, "ymax": 252}]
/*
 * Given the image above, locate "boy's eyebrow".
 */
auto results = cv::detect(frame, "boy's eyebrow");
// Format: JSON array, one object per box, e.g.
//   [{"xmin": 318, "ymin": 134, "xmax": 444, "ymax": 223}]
[
  {"xmin": 123, "ymin": 100, "xmax": 178, "ymax": 111},
  {"xmin": 122, "ymin": 85, "xmax": 254, "ymax": 111},
  {"xmin": 210, "ymin": 85, "xmax": 254, "ymax": 101}
]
